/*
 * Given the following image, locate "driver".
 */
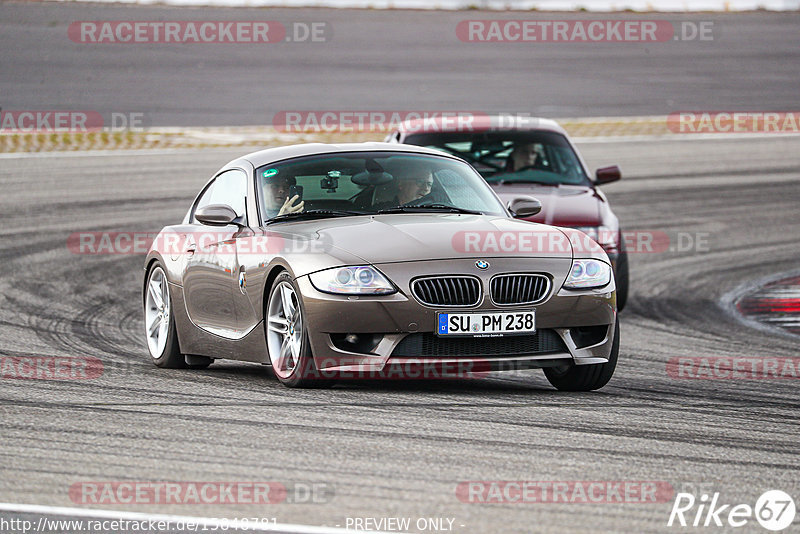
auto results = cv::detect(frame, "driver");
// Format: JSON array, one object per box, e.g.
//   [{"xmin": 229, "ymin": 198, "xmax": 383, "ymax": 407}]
[
  {"xmin": 506, "ymin": 143, "xmax": 540, "ymax": 172},
  {"xmin": 371, "ymin": 159, "xmax": 435, "ymax": 209},
  {"xmin": 396, "ymin": 168, "xmax": 434, "ymax": 205},
  {"xmin": 264, "ymin": 175, "xmax": 304, "ymax": 216}
]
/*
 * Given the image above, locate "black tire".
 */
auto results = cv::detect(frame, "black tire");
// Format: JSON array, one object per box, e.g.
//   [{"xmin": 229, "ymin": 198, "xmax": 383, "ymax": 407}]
[
  {"xmin": 144, "ymin": 263, "xmax": 185, "ymax": 369},
  {"xmin": 543, "ymin": 318, "xmax": 619, "ymax": 391},
  {"xmin": 265, "ymin": 272, "xmax": 333, "ymax": 388},
  {"xmin": 185, "ymin": 354, "xmax": 213, "ymax": 370},
  {"xmin": 615, "ymin": 237, "xmax": 630, "ymax": 312}
]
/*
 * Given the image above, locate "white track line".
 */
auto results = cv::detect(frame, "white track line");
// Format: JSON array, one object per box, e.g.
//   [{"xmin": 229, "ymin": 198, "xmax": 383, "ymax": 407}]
[{"xmin": 0, "ymin": 503, "xmax": 397, "ymax": 534}]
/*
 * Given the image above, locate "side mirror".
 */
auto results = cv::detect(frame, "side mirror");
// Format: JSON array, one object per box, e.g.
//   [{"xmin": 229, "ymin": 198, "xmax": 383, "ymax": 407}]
[
  {"xmin": 507, "ymin": 196, "xmax": 542, "ymax": 218},
  {"xmin": 195, "ymin": 204, "xmax": 239, "ymax": 226},
  {"xmin": 595, "ymin": 165, "xmax": 622, "ymax": 185}
]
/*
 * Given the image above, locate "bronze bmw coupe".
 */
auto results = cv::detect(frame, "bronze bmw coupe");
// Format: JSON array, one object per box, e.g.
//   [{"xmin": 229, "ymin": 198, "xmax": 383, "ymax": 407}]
[{"xmin": 143, "ymin": 143, "xmax": 619, "ymax": 390}]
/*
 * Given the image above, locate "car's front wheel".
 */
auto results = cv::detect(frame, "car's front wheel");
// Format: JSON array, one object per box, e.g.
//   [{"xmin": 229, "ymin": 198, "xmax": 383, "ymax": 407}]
[
  {"xmin": 543, "ymin": 318, "xmax": 619, "ymax": 391},
  {"xmin": 265, "ymin": 272, "xmax": 331, "ymax": 388}
]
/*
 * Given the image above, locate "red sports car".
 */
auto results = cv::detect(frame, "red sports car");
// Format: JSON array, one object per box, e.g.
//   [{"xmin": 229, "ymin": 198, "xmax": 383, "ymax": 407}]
[{"xmin": 386, "ymin": 116, "xmax": 628, "ymax": 310}]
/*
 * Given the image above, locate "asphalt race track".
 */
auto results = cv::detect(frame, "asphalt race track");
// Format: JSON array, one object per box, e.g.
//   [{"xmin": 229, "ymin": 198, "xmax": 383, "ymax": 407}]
[
  {"xmin": 1, "ymin": 4, "xmax": 800, "ymax": 124},
  {"xmin": 2, "ymin": 3, "xmax": 800, "ymax": 533},
  {"xmin": 0, "ymin": 134, "xmax": 798, "ymax": 533}
]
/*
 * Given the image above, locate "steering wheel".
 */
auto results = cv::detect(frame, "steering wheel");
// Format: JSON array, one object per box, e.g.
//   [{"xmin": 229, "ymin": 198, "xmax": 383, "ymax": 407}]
[{"xmin": 403, "ymin": 191, "xmax": 446, "ymax": 207}]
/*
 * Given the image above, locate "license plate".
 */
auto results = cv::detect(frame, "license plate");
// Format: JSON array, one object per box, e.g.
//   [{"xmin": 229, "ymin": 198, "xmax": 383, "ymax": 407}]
[{"xmin": 436, "ymin": 311, "xmax": 536, "ymax": 337}]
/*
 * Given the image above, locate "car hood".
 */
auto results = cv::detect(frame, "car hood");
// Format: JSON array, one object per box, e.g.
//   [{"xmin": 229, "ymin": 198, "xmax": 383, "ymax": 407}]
[
  {"xmin": 491, "ymin": 184, "xmax": 602, "ymax": 227},
  {"xmin": 277, "ymin": 214, "xmax": 575, "ymax": 265}
]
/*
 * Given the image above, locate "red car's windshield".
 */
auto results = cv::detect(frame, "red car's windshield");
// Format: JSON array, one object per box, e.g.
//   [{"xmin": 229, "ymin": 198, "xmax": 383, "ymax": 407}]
[{"xmin": 403, "ymin": 131, "xmax": 591, "ymax": 186}]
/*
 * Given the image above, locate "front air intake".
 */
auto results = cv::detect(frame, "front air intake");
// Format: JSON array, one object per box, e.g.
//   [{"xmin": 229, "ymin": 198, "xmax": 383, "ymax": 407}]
[
  {"xmin": 490, "ymin": 274, "xmax": 551, "ymax": 305},
  {"xmin": 411, "ymin": 276, "xmax": 482, "ymax": 307}
]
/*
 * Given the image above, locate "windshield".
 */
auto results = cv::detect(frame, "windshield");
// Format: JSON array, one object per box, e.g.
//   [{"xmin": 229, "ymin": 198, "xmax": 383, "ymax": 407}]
[
  {"xmin": 402, "ymin": 131, "xmax": 591, "ymax": 186},
  {"xmin": 256, "ymin": 151, "xmax": 507, "ymax": 223}
]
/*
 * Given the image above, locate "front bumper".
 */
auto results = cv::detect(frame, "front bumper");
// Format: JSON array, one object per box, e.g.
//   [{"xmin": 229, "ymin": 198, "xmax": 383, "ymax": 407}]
[{"xmin": 297, "ymin": 257, "xmax": 616, "ymax": 372}]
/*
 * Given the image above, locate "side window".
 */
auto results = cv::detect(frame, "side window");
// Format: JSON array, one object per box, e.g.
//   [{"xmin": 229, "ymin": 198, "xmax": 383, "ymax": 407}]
[{"xmin": 193, "ymin": 169, "xmax": 248, "ymax": 223}]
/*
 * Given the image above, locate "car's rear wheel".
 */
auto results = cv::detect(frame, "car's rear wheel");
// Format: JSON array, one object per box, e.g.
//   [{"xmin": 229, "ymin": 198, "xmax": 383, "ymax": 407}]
[
  {"xmin": 543, "ymin": 318, "xmax": 619, "ymax": 391},
  {"xmin": 265, "ymin": 272, "xmax": 331, "ymax": 388},
  {"xmin": 144, "ymin": 264, "xmax": 184, "ymax": 368},
  {"xmin": 145, "ymin": 264, "xmax": 212, "ymax": 370}
]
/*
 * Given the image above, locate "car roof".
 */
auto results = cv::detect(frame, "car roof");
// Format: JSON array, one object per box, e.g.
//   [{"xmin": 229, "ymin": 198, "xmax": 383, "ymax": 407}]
[
  {"xmin": 234, "ymin": 142, "xmax": 463, "ymax": 169},
  {"xmin": 394, "ymin": 115, "xmax": 569, "ymax": 136}
]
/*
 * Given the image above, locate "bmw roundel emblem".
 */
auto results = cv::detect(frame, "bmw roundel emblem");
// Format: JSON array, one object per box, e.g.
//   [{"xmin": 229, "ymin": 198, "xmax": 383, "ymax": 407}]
[{"xmin": 475, "ymin": 260, "xmax": 490, "ymax": 270}]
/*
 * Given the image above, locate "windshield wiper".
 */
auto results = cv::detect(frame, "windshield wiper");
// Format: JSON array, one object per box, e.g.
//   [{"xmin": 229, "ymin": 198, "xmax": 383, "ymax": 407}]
[
  {"xmin": 377, "ymin": 204, "xmax": 483, "ymax": 215},
  {"xmin": 266, "ymin": 209, "xmax": 366, "ymax": 225}
]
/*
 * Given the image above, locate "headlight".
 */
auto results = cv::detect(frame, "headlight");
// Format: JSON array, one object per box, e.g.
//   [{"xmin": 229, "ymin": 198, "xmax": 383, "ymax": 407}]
[
  {"xmin": 309, "ymin": 266, "xmax": 396, "ymax": 295},
  {"xmin": 564, "ymin": 259, "xmax": 612, "ymax": 289}
]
